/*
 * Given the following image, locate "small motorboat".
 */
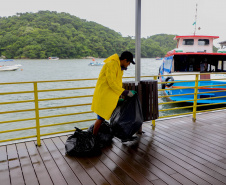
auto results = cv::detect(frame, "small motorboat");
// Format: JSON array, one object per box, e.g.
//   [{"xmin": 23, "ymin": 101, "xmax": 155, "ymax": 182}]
[
  {"xmin": 0, "ymin": 59, "xmax": 22, "ymax": 71},
  {"xmin": 0, "ymin": 65, "xmax": 20, "ymax": 71},
  {"xmin": 48, "ymin": 57, "xmax": 59, "ymax": 60},
  {"xmin": 88, "ymin": 58, "xmax": 104, "ymax": 66},
  {"xmin": 88, "ymin": 62, "xmax": 104, "ymax": 66}
]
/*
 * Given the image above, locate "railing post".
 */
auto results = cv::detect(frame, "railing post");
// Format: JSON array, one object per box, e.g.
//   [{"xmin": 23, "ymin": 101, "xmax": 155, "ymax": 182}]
[
  {"xmin": 192, "ymin": 74, "xmax": 199, "ymax": 122},
  {"xmin": 152, "ymin": 76, "xmax": 158, "ymax": 129},
  {"xmin": 33, "ymin": 82, "xmax": 41, "ymax": 146}
]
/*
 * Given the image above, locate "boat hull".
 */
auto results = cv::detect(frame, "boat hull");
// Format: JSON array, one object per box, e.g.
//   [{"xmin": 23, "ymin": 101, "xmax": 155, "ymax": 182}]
[
  {"xmin": 0, "ymin": 65, "xmax": 19, "ymax": 71},
  {"xmin": 164, "ymin": 80, "xmax": 226, "ymax": 104}
]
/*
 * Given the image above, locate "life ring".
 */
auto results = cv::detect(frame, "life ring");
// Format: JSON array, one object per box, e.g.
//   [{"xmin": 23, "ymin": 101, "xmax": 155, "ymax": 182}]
[{"xmin": 165, "ymin": 76, "xmax": 174, "ymax": 87}]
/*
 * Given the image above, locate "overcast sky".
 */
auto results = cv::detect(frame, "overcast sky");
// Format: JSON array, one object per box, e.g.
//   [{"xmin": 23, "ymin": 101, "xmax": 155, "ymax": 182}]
[{"xmin": 1, "ymin": 0, "xmax": 226, "ymax": 47}]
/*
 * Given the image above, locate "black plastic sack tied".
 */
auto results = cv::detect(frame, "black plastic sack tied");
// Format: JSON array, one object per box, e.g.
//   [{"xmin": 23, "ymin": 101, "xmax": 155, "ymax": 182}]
[
  {"xmin": 65, "ymin": 127, "xmax": 101, "ymax": 156},
  {"xmin": 87, "ymin": 121, "xmax": 114, "ymax": 148},
  {"xmin": 110, "ymin": 93, "xmax": 143, "ymax": 140}
]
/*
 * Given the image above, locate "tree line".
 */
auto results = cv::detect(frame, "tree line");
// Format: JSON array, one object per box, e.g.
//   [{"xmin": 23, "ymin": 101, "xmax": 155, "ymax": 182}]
[{"xmin": 0, "ymin": 11, "xmax": 190, "ymax": 59}]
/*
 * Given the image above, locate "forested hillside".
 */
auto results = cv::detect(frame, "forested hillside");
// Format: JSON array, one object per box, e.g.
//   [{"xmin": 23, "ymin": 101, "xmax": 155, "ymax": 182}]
[{"xmin": 0, "ymin": 11, "xmax": 178, "ymax": 59}]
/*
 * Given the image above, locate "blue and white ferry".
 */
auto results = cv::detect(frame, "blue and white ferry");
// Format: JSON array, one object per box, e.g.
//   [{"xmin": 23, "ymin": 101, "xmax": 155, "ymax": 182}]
[{"xmin": 159, "ymin": 35, "xmax": 226, "ymax": 103}]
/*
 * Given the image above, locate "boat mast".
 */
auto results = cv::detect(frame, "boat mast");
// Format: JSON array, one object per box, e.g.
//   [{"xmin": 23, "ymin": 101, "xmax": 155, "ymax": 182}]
[{"xmin": 193, "ymin": 3, "xmax": 198, "ymax": 35}]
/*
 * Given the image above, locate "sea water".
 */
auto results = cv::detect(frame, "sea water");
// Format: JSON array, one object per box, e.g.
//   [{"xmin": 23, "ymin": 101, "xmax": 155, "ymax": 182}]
[{"xmin": 0, "ymin": 58, "xmax": 189, "ymax": 140}]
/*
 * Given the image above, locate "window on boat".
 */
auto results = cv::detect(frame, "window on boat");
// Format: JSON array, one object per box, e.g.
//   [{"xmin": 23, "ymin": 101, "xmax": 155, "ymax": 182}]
[
  {"xmin": 223, "ymin": 61, "xmax": 226, "ymax": 71},
  {"xmin": 182, "ymin": 39, "xmax": 194, "ymax": 45},
  {"xmin": 218, "ymin": 60, "xmax": 222, "ymax": 71},
  {"xmin": 198, "ymin": 39, "xmax": 209, "ymax": 45},
  {"xmin": 173, "ymin": 55, "xmax": 226, "ymax": 73}
]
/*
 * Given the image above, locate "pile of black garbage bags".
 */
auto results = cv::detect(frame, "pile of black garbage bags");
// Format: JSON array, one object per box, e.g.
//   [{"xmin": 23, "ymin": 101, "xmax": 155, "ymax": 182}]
[{"xmin": 65, "ymin": 94, "xmax": 143, "ymax": 157}]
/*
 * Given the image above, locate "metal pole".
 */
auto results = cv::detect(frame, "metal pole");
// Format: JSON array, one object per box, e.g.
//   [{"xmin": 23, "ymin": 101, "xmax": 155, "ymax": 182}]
[
  {"xmin": 192, "ymin": 74, "xmax": 199, "ymax": 122},
  {"xmin": 135, "ymin": 0, "xmax": 141, "ymax": 85},
  {"xmin": 34, "ymin": 82, "xmax": 41, "ymax": 146}
]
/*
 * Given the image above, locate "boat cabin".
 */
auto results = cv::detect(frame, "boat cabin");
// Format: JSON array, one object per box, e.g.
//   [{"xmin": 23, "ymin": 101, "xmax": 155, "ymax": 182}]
[
  {"xmin": 162, "ymin": 35, "xmax": 226, "ymax": 73},
  {"xmin": 174, "ymin": 35, "xmax": 219, "ymax": 53}
]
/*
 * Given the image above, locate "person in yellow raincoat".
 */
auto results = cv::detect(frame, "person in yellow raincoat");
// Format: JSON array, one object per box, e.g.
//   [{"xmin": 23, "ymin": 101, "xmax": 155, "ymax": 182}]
[{"xmin": 91, "ymin": 51, "xmax": 136, "ymax": 135}]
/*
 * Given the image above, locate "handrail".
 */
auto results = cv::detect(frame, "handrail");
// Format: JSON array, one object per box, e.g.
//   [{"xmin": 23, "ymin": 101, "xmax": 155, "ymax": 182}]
[
  {"xmin": 0, "ymin": 73, "xmax": 226, "ymax": 145},
  {"xmin": 156, "ymin": 72, "xmax": 226, "ymax": 121}
]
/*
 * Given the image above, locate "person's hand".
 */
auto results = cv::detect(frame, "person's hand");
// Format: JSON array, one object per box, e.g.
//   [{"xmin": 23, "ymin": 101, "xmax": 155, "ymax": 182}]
[{"xmin": 127, "ymin": 90, "xmax": 137, "ymax": 97}]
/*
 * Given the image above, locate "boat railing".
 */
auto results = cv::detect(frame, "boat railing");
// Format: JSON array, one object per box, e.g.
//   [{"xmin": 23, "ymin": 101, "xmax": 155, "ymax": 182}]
[
  {"xmin": 1, "ymin": 74, "xmax": 226, "ymax": 145},
  {"xmin": 157, "ymin": 72, "xmax": 226, "ymax": 122}
]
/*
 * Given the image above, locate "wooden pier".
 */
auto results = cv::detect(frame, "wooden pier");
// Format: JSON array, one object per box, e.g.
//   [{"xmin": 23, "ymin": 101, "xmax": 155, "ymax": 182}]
[{"xmin": 1, "ymin": 110, "xmax": 226, "ymax": 185}]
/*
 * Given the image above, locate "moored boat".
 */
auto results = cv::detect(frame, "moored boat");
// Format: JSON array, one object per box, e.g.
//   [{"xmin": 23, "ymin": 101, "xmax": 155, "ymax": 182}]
[
  {"xmin": 0, "ymin": 65, "xmax": 20, "ymax": 71},
  {"xmin": 88, "ymin": 62, "xmax": 104, "ymax": 66},
  {"xmin": 0, "ymin": 60, "xmax": 22, "ymax": 71},
  {"xmin": 88, "ymin": 58, "xmax": 104, "ymax": 66},
  {"xmin": 48, "ymin": 57, "xmax": 59, "ymax": 60},
  {"xmin": 158, "ymin": 35, "xmax": 226, "ymax": 104}
]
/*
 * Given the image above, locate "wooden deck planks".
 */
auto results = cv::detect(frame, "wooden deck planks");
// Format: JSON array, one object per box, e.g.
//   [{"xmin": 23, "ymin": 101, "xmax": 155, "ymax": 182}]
[
  {"xmin": 157, "ymin": 123, "xmax": 226, "ymax": 159},
  {"xmin": 143, "ymin": 125, "xmax": 226, "ymax": 185},
  {"xmin": 43, "ymin": 138, "xmax": 82, "ymax": 185},
  {"xmin": 0, "ymin": 146, "xmax": 10, "ymax": 185},
  {"xmin": 16, "ymin": 143, "xmax": 39, "ymax": 185},
  {"xmin": 26, "ymin": 141, "xmax": 54, "ymax": 185},
  {"xmin": 155, "ymin": 123, "xmax": 226, "ymax": 169},
  {"xmin": 7, "ymin": 144, "xmax": 24, "ymax": 185},
  {"xmin": 110, "ymin": 140, "xmax": 159, "ymax": 182},
  {"xmin": 112, "ymin": 138, "xmax": 188, "ymax": 185},
  {"xmin": 138, "ymin": 136, "xmax": 212, "ymax": 185},
  {"xmin": 60, "ymin": 135, "xmax": 111, "ymax": 185},
  {"xmin": 84, "ymin": 154, "xmax": 125, "ymax": 185},
  {"xmin": 52, "ymin": 136, "xmax": 96, "ymax": 185},
  {"xmin": 97, "ymin": 149, "xmax": 140, "ymax": 185},
  {"xmin": 1, "ymin": 110, "xmax": 226, "ymax": 185},
  {"xmin": 36, "ymin": 140, "xmax": 68, "ymax": 185},
  {"xmin": 102, "ymin": 146, "xmax": 153, "ymax": 185}
]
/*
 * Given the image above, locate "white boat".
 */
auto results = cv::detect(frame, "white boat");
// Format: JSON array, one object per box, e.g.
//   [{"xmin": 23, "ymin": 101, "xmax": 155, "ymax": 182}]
[
  {"xmin": 0, "ymin": 65, "xmax": 20, "ymax": 71},
  {"xmin": 88, "ymin": 62, "xmax": 104, "ymax": 66},
  {"xmin": 155, "ymin": 57, "xmax": 163, "ymax": 60},
  {"xmin": 48, "ymin": 57, "xmax": 59, "ymax": 60},
  {"xmin": 0, "ymin": 60, "xmax": 22, "ymax": 71}
]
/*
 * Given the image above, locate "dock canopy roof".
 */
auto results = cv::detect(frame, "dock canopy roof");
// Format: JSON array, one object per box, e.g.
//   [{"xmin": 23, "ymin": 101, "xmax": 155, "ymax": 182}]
[{"xmin": 218, "ymin": 41, "xmax": 226, "ymax": 45}]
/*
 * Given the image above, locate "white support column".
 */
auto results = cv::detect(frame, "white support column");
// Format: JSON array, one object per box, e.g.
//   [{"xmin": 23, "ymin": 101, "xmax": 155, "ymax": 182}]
[{"xmin": 135, "ymin": 0, "xmax": 141, "ymax": 85}]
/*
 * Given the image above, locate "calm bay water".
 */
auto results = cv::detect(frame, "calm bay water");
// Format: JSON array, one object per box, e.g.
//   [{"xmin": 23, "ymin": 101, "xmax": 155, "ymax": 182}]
[
  {"xmin": 0, "ymin": 58, "xmax": 160, "ymax": 82},
  {"xmin": 0, "ymin": 58, "xmax": 189, "ymax": 141}
]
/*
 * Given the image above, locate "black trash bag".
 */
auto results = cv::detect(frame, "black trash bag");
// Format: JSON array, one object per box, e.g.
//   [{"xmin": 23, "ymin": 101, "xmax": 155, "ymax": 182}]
[
  {"xmin": 87, "ymin": 121, "xmax": 114, "ymax": 148},
  {"xmin": 65, "ymin": 127, "xmax": 101, "ymax": 156},
  {"xmin": 110, "ymin": 93, "xmax": 143, "ymax": 140}
]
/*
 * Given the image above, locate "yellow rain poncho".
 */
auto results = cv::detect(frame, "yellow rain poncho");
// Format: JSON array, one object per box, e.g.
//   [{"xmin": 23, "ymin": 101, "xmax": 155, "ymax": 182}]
[{"xmin": 91, "ymin": 54, "xmax": 125, "ymax": 120}]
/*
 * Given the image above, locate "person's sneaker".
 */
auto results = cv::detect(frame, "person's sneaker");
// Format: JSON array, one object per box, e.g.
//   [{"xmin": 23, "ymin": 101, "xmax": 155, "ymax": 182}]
[{"xmin": 121, "ymin": 136, "xmax": 138, "ymax": 142}]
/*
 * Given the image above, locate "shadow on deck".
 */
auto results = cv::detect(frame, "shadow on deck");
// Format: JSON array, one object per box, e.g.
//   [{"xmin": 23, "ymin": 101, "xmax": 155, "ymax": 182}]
[{"xmin": 1, "ymin": 110, "xmax": 226, "ymax": 185}]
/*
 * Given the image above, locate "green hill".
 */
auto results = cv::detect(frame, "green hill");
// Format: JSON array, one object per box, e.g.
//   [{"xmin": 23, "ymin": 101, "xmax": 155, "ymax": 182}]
[{"xmin": 0, "ymin": 11, "xmax": 177, "ymax": 59}]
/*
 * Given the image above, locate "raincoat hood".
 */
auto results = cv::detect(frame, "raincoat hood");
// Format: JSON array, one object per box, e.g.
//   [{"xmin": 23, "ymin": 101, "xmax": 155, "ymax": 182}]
[{"xmin": 103, "ymin": 54, "xmax": 119, "ymax": 64}]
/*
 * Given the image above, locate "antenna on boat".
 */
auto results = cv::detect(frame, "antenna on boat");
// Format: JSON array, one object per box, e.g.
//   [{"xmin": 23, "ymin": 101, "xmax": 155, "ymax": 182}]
[{"xmin": 193, "ymin": 3, "xmax": 198, "ymax": 35}]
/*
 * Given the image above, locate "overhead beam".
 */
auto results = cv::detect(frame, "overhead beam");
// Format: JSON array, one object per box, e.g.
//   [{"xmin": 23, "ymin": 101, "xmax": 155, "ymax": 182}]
[{"xmin": 135, "ymin": 0, "xmax": 141, "ymax": 85}]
